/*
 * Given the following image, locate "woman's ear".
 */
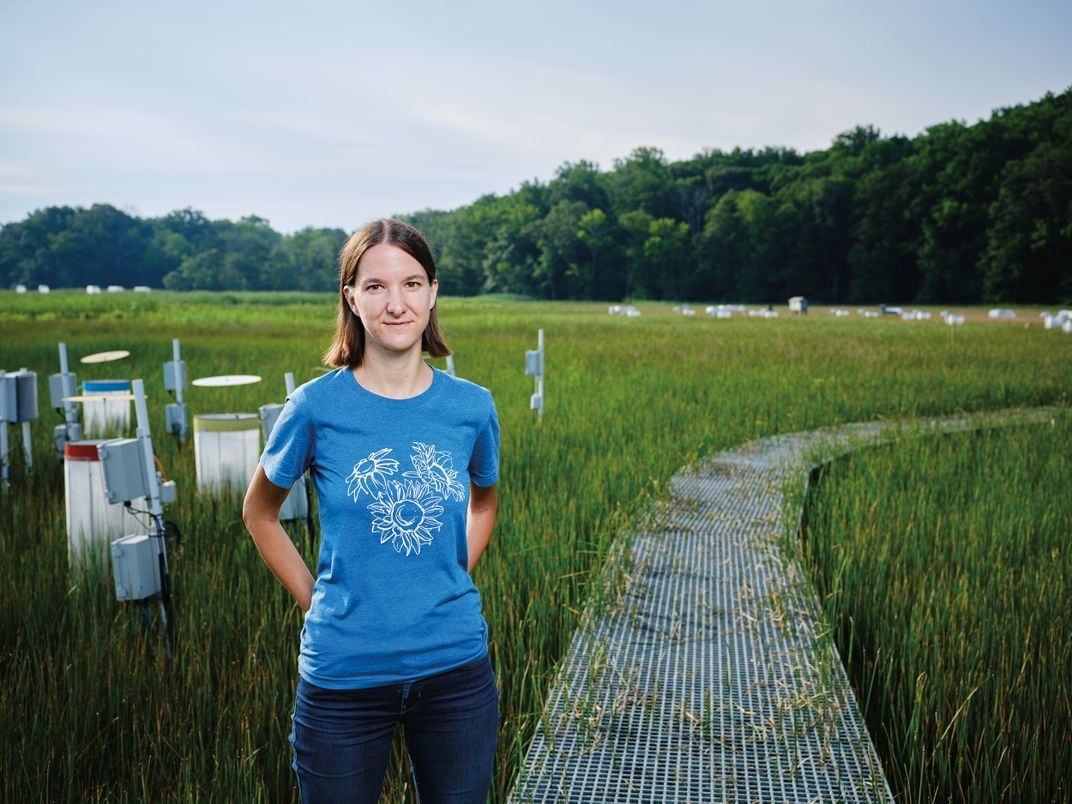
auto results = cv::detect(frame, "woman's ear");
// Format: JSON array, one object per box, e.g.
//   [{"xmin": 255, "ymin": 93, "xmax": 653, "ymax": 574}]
[
  {"xmin": 430, "ymin": 278, "xmax": 439, "ymax": 310},
  {"xmin": 343, "ymin": 286, "xmax": 359, "ymax": 316}
]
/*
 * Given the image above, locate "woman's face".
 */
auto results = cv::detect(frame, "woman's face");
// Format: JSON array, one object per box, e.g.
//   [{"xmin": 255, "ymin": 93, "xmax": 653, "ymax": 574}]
[{"xmin": 343, "ymin": 243, "xmax": 438, "ymax": 360}]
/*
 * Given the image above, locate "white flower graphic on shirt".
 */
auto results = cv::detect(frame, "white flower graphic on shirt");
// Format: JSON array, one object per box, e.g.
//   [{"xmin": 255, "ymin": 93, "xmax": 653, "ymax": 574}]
[
  {"xmin": 347, "ymin": 442, "xmax": 463, "ymax": 557},
  {"xmin": 345, "ymin": 448, "xmax": 398, "ymax": 500},
  {"xmin": 369, "ymin": 480, "xmax": 445, "ymax": 556},
  {"xmin": 404, "ymin": 441, "xmax": 465, "ymax": 501}
]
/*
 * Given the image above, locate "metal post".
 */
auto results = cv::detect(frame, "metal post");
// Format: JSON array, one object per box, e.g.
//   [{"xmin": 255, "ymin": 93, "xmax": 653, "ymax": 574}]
[
  {"xmin": 525, "ymin": 329, "xmax": 545, "ymax": 421},
  {"xmin": 21, "ymin": 421, "xmax": 32, "ymax": 472},
  {"xmin": 133, "ymin": 379, "xmax": 173, "ymax": 655},
  {"xmin": 59, "ymin": 343, "xmax": 79, "ymax": 435},
  {"xmin": 285, "ymin": 372, "xmax": 296, "ymax": 395},
  {"xmin": 173, "ymin": 339, "xmax": 184, "ymax": 407},
  {"xmin": 0, "ymin": 371, "xmax": 8, "ymax": 488},
  {"xmin": 133, "ymin": 380, "xmax": 163, "ymax": 521},
  {"xmin": 165, "ymin": 339, "xmax": 187, "ymax": 441},
  {"xmin": 536, "ymin": 329, "xmax": 544, "ymax": 421},
  {"xmin": 18, "ymin": 367, "xmax": 33, "ymax": 472}
]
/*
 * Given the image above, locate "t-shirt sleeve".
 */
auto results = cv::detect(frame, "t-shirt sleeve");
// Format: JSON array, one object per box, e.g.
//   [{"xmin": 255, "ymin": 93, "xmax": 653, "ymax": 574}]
[
  {"xmin": 469, "ymin": 394, "xmax": 500, "ymax": 488},
  {"xmin": 260, "ymin": 391, "xmax": 315, "ymax": 489}
]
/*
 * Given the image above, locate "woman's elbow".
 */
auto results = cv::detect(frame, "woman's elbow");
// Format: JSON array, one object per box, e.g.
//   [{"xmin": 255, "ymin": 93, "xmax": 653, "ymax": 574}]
[{"xmin": 243, "ymin": 466, "xmax": 285, "ymax": 532}]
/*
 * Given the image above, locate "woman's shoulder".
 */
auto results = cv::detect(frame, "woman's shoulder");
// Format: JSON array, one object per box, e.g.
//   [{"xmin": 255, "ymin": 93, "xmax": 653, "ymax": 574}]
[
  {"xmin": 435, "ymin": 368, "xmax": 494, "ymax": 402},
  {"xmin": 433, "ymin": 369, "xmax": 496, "ymax": 425},
  {"xmin": 286, "ymin": 368, "xmax": 349, "ymax": 407}
]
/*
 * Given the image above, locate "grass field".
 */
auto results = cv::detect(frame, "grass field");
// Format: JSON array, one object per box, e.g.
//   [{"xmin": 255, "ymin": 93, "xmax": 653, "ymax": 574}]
[
  {"xmin": 799, "ymin": 420, "xmax": 1071, "ymax": 802},
  {"xmin": 1, "ymin": 291, "xmax": 1069, "ymax": 801}
]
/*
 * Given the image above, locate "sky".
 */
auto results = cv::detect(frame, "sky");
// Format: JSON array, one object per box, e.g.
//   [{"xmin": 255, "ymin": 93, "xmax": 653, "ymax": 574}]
[{"xmin": 1, "ymin": 0, "xmax": 1070, "ymax": 234}]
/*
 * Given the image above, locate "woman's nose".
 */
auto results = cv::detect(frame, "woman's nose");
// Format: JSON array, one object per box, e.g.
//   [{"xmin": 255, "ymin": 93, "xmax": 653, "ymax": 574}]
[{"xmin": 386, "ymin": 290, "xmax": 405, "ymax": 314}]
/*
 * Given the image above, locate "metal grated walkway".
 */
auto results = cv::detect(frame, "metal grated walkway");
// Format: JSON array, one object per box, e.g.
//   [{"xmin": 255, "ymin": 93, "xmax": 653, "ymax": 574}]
[{"xmin": 509, "ymin": 408, "xmax": 1058, "ymax": 803}]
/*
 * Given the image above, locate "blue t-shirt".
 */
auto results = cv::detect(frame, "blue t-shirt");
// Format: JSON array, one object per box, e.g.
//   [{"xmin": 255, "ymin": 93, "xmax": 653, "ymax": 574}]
[{"xmin": 260, "ymin": 367, "xmax": 499, "ymax": 689}]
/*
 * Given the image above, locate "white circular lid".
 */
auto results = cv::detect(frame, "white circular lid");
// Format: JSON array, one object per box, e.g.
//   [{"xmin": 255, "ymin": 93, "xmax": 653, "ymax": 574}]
[
  {"xmin": 81, "ymin": 350, "xmax": 130, "ymax": 364},
  {"xmin": 192, "ymin": 374, "xmax": 262, "ymax": 387}
]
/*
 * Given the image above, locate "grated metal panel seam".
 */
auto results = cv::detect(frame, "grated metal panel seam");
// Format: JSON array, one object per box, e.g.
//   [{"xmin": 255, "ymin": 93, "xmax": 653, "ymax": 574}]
[{"xmin": 509, "ymin": 408, "xmax": 1059, "ymax": 803}]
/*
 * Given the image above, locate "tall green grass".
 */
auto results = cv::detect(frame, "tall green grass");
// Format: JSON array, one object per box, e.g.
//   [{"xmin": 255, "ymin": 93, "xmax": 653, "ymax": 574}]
[
  {"xmin": 800, "ymin": 419, "xmax": 1072, "ymax": 802},
  {"xmin": 1, "ymin": 292, "xmax": 1070, "ymax": 800}
]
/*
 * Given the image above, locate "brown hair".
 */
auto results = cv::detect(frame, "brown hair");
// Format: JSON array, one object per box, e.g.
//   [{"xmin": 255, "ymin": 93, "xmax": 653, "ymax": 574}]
[{"xmin": 323, "ymin": 219, "xmax": 450, "ymax": 367}]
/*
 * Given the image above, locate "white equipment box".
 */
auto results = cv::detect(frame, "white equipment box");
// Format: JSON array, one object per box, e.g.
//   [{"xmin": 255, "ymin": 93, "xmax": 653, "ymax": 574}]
[{"xmin": 110, "ymin": 535, "xmax": 161, "ymax": 601}]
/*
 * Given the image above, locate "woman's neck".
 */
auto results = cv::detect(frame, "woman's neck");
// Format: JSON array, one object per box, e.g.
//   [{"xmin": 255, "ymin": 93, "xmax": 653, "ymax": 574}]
[{"xmin": 352, "ymin": 352, "xmax": 433, "ymax": 399}]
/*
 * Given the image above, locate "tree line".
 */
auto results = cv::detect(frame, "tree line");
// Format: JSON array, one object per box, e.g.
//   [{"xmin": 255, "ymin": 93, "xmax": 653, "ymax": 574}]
[
  {"xmin": 2, "ymin": 88, "xmax": 1069, "ymax": 304},
  {"xmin": 0, "ymin": 207, "xmax": 347, "ymax": 293}
]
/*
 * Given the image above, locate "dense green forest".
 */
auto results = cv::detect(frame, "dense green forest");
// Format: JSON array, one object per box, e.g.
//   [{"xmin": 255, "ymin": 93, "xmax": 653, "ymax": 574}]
[{"xmin": 2, "ymin": 89, "xmax": 1069, "ymax": 304}]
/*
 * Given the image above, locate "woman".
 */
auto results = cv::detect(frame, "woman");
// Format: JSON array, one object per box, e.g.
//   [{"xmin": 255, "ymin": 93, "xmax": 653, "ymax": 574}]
[{"xmin": 243, "ymin": 219, "xmax": 500, "ymax": 803}]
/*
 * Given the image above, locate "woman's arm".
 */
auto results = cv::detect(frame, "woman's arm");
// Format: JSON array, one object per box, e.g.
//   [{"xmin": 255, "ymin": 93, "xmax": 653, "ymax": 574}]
[
  {"xmin": 466, "ymin": 482, "xmax": 498, "ymax": 573},
  {"xmin": 243, "ymin": 465, "xmax": 315, "ymax": 612}
]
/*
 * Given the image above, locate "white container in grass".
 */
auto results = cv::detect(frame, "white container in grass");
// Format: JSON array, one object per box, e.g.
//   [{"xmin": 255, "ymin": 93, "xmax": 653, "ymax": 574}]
[
  {"xmin": 946, "ymin": 314, "xmax": 966, "ymax": 326},
  {"xmin": 988, "ymin": 308, "xmax": 1016, "ymax": 319},
  {"xmin": 110, "ymin": 535, "xmax": 161, "ymax": 601},
  {"xmin": 82, "ymin": 380, "xmax": 131, "ymax": 436},
  {"xmin": 64, "ymin": 439, "xmax": 147, "ymax": 572},
  {"xmin": 194, "ymin": 413, "xmax": 261, "ymax": 495}
]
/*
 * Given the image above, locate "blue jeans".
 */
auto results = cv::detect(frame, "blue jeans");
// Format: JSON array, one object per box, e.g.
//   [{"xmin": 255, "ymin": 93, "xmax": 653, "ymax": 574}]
[{"xmin": 290, "ymin": 656, "xmax": 499, "ymax": 804}]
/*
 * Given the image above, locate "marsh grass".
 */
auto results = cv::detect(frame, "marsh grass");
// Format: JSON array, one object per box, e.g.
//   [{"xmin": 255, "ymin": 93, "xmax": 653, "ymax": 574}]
[
  {"xmin": 1, "ymin": 292, "xmax": 1070, "ymax": 800},
  {"xmin": 800, "ymin": 417, "xmax": 1072, "ymax": 802}
]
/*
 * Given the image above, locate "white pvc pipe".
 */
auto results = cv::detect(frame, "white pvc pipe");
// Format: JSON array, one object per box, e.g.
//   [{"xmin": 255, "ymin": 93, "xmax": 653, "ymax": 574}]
[
  {"xmin": 133, "ymin": 380, "xmax": 162, "ymax": 519},
  {"xmin": 536, "ymin": 329, "xmax": 544, "ymax": 420},
  {"xmin": 59, "ymin": 343, "xmax": 79, "ymax": 429},
  {"xmin": 21, "ymin": 421, "xmax": 32, "ymax": 471},
  {"xmin": 0, "ymin": 400, "xmax": 8, "ymax": 488},
  {"xmin": 172, "ymin": 339, "xmax": 184, "ymax": 405},
  {"xmin": 133, "ymin": 379, "xmax": 170, "ymax": 586}
]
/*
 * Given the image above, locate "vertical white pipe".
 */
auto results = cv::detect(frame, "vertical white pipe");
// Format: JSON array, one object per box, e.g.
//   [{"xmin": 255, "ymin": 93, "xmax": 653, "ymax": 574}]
[
  {"xmin": 133, "ymin": 380, "xmax": 163, "ymax": 520},
  {"xmin": 0, "ymin": 421, "xmax": 8, "ymax": 487},
  {"xmin": 22, "ymin": 421, "xmax": 32, "ymax": 471},
  {"xmin": 0, "ymin": 370, "xmax": 8, "ymax": 487},
  {"xmin": 59, "ymin": 343, "xmax": 78, "ymax": 428},
  {"xmin": 172, "ymin": 339, "xmax": 184, "ymax": 405},
  {"xmin": 284, "ymin": 372, "xmax": 296, "ymax": 396},
  {"xmin": 537, "ymin": 329, "xmax": 544, "ymax": 421}
]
